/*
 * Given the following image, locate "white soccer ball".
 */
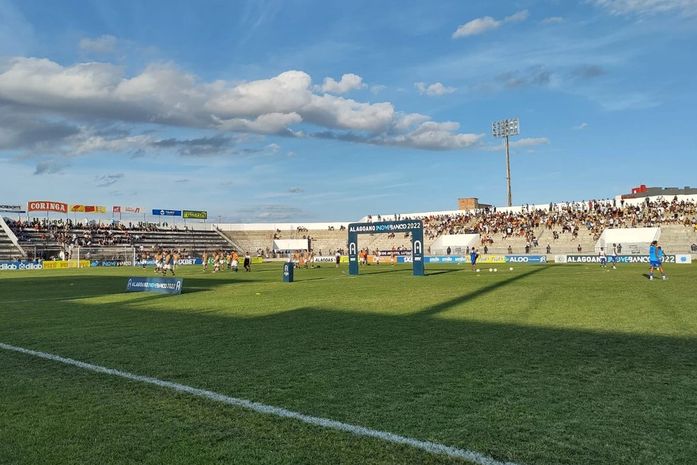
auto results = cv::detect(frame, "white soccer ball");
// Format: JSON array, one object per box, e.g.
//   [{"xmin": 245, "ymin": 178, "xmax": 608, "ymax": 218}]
[
  {"xmin": 509, "ymin": 267, "xmax": 514, "ymax": 271},
  {"xmin": 494, "ymin": 268, "xmax": 498, "ymax": 272},
  {"xmin": 488, "ymin": 268, "xmax": 493, "ymax": 272},
  {"xmin": 476, "ymin": 269, "xmax": 480, "ymax": 273}
]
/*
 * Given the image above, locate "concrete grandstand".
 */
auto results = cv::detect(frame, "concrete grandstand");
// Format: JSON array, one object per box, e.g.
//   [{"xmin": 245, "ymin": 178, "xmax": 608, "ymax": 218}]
[{"xmin": 3, "ymin": 192, "xmax": 697, "ymax": 261}]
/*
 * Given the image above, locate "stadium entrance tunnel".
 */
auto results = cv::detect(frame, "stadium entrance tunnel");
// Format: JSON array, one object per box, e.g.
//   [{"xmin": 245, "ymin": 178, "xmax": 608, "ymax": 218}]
[{"xmin": 348, "ymin": 220, "xmax": 425, "ymax": 276}]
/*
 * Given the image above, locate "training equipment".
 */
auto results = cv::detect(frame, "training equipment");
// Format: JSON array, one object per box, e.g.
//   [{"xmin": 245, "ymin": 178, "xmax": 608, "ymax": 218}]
[{"xmin": 494, "ymin": 268, "xmax": 498, "ymax": 272}]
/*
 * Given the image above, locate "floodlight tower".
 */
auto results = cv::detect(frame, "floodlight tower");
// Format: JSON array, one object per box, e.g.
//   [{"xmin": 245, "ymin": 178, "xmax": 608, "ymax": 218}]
[{"xmin": 492, "ymin": 118, "xmax": 520, "ymax": 207}]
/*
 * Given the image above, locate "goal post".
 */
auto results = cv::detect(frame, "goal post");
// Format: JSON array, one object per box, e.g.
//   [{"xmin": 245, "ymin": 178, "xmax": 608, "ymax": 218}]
[{"xmin": 74, "ymin": 246, "xmax": 137, "ymax": 267}]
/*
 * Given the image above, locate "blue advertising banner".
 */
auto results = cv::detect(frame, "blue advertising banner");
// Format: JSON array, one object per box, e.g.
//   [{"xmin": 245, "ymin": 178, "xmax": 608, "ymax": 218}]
[
  {"xmin": 425, "ymin": 256, "xmax": 468, "ymax": 263},
  {"xmin": 91, "ymin": 260, "xmax": 129, "ymax": 267},
  {"xmin": 126, "ymin": 277, "xmax": 183, "ymax": 294},
  {"xmin": 565, "ymin": 254, "xmax": 679, "ymax": 264},
  {"xmin": 423, "ymin": 255, "xmax": 547, "ymax": 264},
  {"xmin": 152, "ymin": 209, "xmax": 182, "ymax": 217},
  {"xmin": 505, "ymin": 255, "xmax": 547, "ymax": 264},
  {"xmin": 0, "ymin": 260, "xmax": 43, "ymax": 271}
]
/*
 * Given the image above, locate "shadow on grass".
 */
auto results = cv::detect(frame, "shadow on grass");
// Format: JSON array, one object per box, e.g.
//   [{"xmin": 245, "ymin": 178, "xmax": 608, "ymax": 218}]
[
  {"xmin": 415, "ymin": 266, "xmax": 550, "ymax": 318},
  {"xmin": 2, "ymin": 266, "xmax": 696, "ymax": 465},
  {"xmin": 0, "ymin": 274, "xmax": 262, "ymax": 301},
  {"xmin": 425, "ymin": 268, "xmax": 464, "ymax": 276}
]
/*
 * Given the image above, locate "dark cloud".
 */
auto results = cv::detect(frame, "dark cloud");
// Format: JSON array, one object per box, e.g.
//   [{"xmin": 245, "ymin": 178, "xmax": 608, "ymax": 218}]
[
  {"xmin": 151, "ymin": 135, "xmax": 235, "ymax": 156},
  {"xmin": 571, "ymin": 65, "xmax": 606, "ymax": 80},
  {"xmin": 497, "ymin": 66, "xmax": 553, "ymax": 89},
  {"xmin": 95, "ymin": 173, "xmax": 124, "ymax": 187},
  {"xmin": 34, "ymin": 159, "xmax": 67, "ymax": 175},
  {"xmin": 0, "ymin": 110, "xmax": 80, "ymax": 151}
]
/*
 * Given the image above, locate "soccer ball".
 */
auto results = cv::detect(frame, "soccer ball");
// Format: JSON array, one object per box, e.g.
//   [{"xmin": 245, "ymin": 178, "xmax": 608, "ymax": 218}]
[
  {"xmin": 488, "ymin": 268, "xmax": 493, "ymax": 272},
  {"xmin": 509, "ymin": 267, "xmax": 514, "ymax": 271},
  {"xmin": 494, "ymin": 268, "xmax": 498, "ymax": 272},
  {"xmin": 476, "ymin": 269, "xmax": 480, "ymax": 273}
]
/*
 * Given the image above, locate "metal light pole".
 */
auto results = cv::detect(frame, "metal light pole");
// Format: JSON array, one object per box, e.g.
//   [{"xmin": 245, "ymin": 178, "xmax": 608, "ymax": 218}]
[{"xmin": 492, "ymin": 118, "xmax": 520, "ymax": 207}]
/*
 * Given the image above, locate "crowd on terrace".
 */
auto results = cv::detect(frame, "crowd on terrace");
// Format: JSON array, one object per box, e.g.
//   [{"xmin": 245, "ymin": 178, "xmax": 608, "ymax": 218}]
[
  {"xmin": 421, "ymin": 198, "xmax": 697, "ymax": 245},
  {"xmin": 4, "ymin": 197, "xmax": 697, "ymax": 256},
  {"xmin": 4, "ymin": 218, "xmax": 192, "ymax": 248}
]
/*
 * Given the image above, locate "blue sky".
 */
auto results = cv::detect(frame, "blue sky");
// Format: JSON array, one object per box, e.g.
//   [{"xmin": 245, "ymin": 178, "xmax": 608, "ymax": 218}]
[{"xmin": 1, "ymin": 0, "xmax": 696, "ymax": 222}]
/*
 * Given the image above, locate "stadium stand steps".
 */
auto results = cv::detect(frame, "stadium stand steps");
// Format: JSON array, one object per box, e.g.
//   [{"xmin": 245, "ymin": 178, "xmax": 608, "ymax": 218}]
[
  {"xmin": 12, "ymin": 227, "xmax": 233, "ymax": 260},
  {"xmin": 0, "ymin": 217, "xmax": 25, "ymax": 260},
  {"xmin": 658, "ymin": 225, "xmax": 697, "ymax": 253}
]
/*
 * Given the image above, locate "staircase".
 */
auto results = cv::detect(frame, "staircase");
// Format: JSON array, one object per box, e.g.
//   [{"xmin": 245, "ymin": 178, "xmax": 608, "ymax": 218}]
[{"xmin": 0, "ymin": 217, "xmax": 25, "ymax": 260}]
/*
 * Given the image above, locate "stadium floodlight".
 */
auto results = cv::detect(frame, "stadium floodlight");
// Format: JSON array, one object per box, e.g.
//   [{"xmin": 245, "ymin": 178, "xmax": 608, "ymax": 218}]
[{"xmin": 491, "ymin": 118, "xmax": 520, "ymax": 207}]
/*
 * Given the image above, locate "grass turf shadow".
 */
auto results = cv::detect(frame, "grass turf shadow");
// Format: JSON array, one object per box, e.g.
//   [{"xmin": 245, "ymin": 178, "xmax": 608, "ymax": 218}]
[{"xmin": 2, "ymin": 265, "xmax": 696, "ymax": 465}]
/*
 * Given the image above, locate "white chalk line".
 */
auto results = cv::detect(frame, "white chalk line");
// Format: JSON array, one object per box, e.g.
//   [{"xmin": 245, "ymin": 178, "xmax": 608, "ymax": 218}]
[{"xmin": 0, "ymin": 342, "xmax": 520, "ymax": 465}]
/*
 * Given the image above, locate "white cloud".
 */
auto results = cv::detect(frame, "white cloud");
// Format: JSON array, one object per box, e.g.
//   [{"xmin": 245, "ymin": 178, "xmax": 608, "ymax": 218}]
[
  {"xmin": 505, "ymin": 10, "xmax": 530, "ymax": 23},
  {"xmin": 217, "ymin": 112, "xmax": 303, "ymax": 134},
  {"xmin": 452, "ymin": 16, "xmax": 501, "ymax": 38},
  {"xmin": 511, "ymin": 137, "xmax": 550, "ymax": 148},
  {"xmin": 414, "ymin": 81, "xmax": 456, "ymax": 96},
  {"xmin": 0, "ymin": 57, "xmax": 482, "ymax": 152},
  {"xmin": 484, "ymin": 137, "xmax": 550, "ymax": 151},
  {"xmin": 302, "ymin": 94, "xmax": 395, "ymax": 132},
  {"xmin": 589, "ymin": 0, "xmax": 697, "ymax": 16},
  {"xmin": 541, "ymin": 16, "xmax": 565, "ymax": 24},
  {"xmin": 79, "ymin": 35, "xmax": 118, "ymax": 54},
  {"xmin": 453, "ymin": 10, "xmax": 529, "ymax": 38},
  {"xmin": 71, "ymin": 132, "xmax": 154, "ymax": 155},
  {"xmin": 388, "ymin": 121, "xmax": 483, "ymax": 150},
  {"xmin": 319, "ymin": 73, "xmax": 365, "ymax": 94},
  {"xmin": 393, "ymin": 112, "xmax": 430, "ymax": 131},
  {"xmin": 574, "ymin": 122, "xmax": 589, "ymax": 129}
]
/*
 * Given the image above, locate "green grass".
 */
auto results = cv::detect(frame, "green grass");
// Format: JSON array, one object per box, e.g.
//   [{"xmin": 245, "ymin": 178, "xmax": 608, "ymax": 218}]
[{"xmin": 1, "ymin": 263, "xmax": 696, "ymax": 465}]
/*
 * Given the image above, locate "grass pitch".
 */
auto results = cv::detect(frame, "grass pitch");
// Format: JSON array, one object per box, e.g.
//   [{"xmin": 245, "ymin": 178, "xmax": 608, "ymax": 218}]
[{"xmin": 1, "ymin": 263, "xmax": 696, "ymax": 465}]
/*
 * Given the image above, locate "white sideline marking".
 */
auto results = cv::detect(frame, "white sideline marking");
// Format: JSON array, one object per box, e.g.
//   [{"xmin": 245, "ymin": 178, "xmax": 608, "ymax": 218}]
[{"xmin": 0, "ymin": 342, "xmax": 520, "ymax": 465}]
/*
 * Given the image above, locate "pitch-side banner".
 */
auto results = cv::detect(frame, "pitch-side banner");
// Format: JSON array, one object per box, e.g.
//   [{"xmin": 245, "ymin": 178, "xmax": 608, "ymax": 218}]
[
  {"xmin": 0, "ymin": 260, "xmax": 43, "ymax": 271},
  {"xmin": 152, "ymin": 209, "xmax": 182, "ymax": 217},
  {"xmin": 563, "ymin": 254, "xmax": 688, "ymax": 264},
  {"xmin": 113, "ymin": 206, "xmax": 143, "ymax": 214},
  {"xmin": 70, "ymin": 205, "xmax": 107, "ymax": 214},
  {"xmin": 312, "ymin": 255, "xmax": 349, "ymax": 263},
  {"xmin": 28, "ymin": 201, "xmax": 68, "ymax": 213},
  {"xmin": 183, "ymin": 210, "xmax": 207, "ymax": 220},
  {"xmin": 0, "ymin": 205, "xmax": 24, "ymax": 213},
  {"xmin": 126, "ymin": 277, "xmax": 183, "ymax": 295}
]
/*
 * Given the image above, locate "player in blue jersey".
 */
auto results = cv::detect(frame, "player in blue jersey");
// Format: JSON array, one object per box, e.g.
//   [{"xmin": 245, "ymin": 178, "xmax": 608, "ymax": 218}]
[
  {"xmin": 470, "ymin": 248, "xmax": 479, "ymax": 271},
  {"xmin": 648, "ymin": 240, "xmax": 666, "ymax": 280}
]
